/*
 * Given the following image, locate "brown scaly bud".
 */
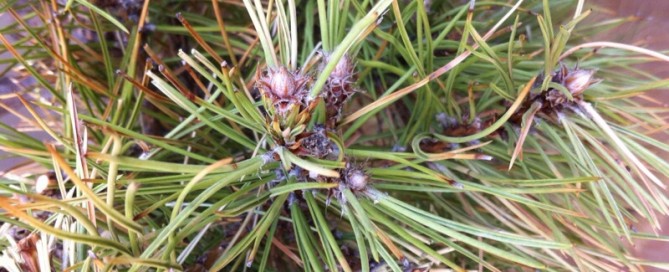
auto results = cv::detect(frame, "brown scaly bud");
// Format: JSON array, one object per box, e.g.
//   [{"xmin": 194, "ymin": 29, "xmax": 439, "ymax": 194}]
[
  {"xmin": 515, "ymin": 64, "xmax": 599, "ymax": 118},
  {"xmin": 322, "ymin": 54, "xmax": 358, "ymax": 127},
  {"xmin": 432, "ymin": 65, "xmax": 598, "ymax": 155},
  {"xmin": 544, "ymin": 88, "xmax": 570, "ymax": 108},
  {"xmin": 257, "ymin": 66, "xmax": 311, "ymax": 115},
  {"xmin": 329, "ymin": 54, "xmax": 357, "ymax": 85}
]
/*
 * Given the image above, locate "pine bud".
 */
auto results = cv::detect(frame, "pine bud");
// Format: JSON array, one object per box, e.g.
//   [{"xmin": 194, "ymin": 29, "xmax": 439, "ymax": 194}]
[
  {"xmin": 345, "ymin": 169, "xmax": 369, "ymax": 191},
  {"xmin": 257, "ymin": 66, "xmax": 311, "ymax": 114},
  {"xmin": 563, "ymin": 69, "xmax": 596, "ymax": 95},
  {"xmin": 35, "ymin": 174, "xmax": 54, "ymax": 194},
  {"xmin": 268, "ymin": 67, "xmax": 298, "ymax": 98},
  {"xmin": 330, "ymin": 55, "xmax": 355, "ymax": 84}
]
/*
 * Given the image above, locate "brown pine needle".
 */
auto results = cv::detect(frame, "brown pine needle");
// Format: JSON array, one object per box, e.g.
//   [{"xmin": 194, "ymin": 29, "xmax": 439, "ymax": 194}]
[{"xmin": 509, "ymin": 102, "xmax": 541, "ymax": 170}]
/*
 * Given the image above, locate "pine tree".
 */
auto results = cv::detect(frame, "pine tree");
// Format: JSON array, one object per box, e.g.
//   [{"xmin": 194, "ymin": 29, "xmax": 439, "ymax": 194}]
[{"xmin": 1, "ymin": 0, "xmax": 669, "ymax": 271}]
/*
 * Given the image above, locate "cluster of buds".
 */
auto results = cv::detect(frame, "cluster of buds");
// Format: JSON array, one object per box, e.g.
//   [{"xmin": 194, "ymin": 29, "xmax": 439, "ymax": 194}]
[
  {"xmin": 540, "ymin": 64, "xmax": 598, "ymax": 110},
  {"xmin": 257, "ymin": 55, "xmax": 365, "ymax": 200},
  {"xmin": 505, "ymin": 63, "xmax": 598, "ymax": 124},
  {"xmin": 431, "ymin": 64, "xmax": 598, "ymax": 150},
  {"xmin": 258, "ymin": 54, "xmax": 359, "ymax": 156},
  {"xmin": 321, "ymin": 54, "xmax": 358, "ymax": 128},
  {"xmin": 256, "ymin": 54, "xmax": 358, "ymax": 123},
  {"xmin": 256, "ymin": 66, "xmax": 312, "ymax": 116}
]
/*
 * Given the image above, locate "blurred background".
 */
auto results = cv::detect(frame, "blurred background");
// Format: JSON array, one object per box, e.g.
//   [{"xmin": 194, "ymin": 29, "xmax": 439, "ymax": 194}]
[
  {"xmin": 590, "ymin": 0, "xmax": 669, "ymax": 269},
  {"xmin": 590, "ymin": 0, "xmax": 669, "ymax": 77},
  {"xmin": 1, "ymin": 0, "xmax": 668, "ymax": 269}
]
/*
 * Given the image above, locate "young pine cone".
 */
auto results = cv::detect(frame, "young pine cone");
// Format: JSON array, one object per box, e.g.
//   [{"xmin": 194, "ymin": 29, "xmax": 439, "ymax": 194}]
[
  {"xmin": 322, "ymin": 54, "xmax": 358, "ymax": 127},
  {"xmin": 256, "ymin": 66, "xmax": 312, "ymax": 115}
]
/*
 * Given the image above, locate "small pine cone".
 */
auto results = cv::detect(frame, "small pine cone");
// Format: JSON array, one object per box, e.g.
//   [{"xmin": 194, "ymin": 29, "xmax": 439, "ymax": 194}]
[
  {"xmin": 322, "ymin": 54, "xmax": 358, "ymax": 126},
  {"xmin": 563, "ymin": 69, "xmax": 596, "ymax": 96},
  {"xmin": 511, "ymin": 64, "xmax": 598, "ymax": 124},
  {"xmin": 552, "ymin": 64, "xmax": 597, "ymax": 97},
  {"xmin": 256, "ymin": 66, "xmax": 311, "ymax": 115}
]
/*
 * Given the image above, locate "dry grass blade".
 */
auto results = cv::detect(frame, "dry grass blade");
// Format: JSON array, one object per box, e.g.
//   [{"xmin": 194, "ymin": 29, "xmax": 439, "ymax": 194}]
[
  {"xmin": 0, "ymin": 197, "xmax": 131, "ymax": 255},
  {"xmin": 46, "ymin": 145, "xmax": 143, "ymax": 233},
  {"xmin": 509, "ymin": 102, "xmax": 542, "ymax": 170},
  {"xmin": 560, "ymin": 41, "xmax": 669, "ymax": 62},
  {"xmin": 580, "ymin": 102, "xmax": 666, "ymax": 190}
]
